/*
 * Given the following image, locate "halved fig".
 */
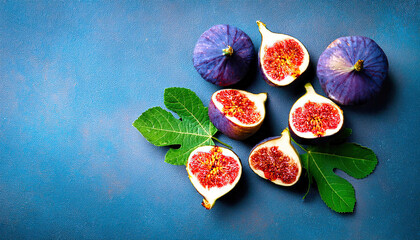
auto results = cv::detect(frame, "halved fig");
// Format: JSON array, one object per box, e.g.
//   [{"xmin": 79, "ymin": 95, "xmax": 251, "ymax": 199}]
[
  {"xmin": 257, "ymin": 21, "xmax": 310, "ymax": 87},
  {"xmin": 186, "ymin": 146, "xmax": 242, "ymax": 209},
  {"xmin": 289, "ymin": 83, "xmax": 344, "ymax": 142},
  {"xmin": 249, "ymin": 128, "xmax": 301, "ymax": 186},
  {"xmin": 209, "ymin": 89, "xmax": 267, "ymax": 140}
]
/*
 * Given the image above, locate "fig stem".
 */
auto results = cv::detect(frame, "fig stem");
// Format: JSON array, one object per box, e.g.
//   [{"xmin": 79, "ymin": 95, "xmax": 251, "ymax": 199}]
[
  {"xmin": 353, "ymin": 60, "xmax": 364, "ymax": 71},
  {"xmin": 304, "ymin": 82, "xmax": 316, "ymax": 95},
  {"xmin": 256, "ymin": 20, "xmax": 266, "ymax": 28},
  {"xmin": 256, "ymin": 20, "xmax": 271, "ymax": 37},
  {"xmin": 222, "ymin": 45, "xmax": 233, "ymax": 56},
  {"xmin": 212, "ymin": 136, "xmax": 232, "ymax": 149}
]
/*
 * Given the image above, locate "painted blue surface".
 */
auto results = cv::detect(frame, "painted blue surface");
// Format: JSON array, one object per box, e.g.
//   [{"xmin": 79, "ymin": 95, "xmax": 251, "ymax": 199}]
[{"xmin": 0, "ymin": 1, "xmax": 419, "ymax": 239}]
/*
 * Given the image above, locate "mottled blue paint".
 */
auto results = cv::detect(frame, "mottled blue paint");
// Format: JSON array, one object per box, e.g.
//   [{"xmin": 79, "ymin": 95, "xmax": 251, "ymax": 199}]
[{"xmin": 0, "ymin": 1, "xmax": 419, "ymax": 239}]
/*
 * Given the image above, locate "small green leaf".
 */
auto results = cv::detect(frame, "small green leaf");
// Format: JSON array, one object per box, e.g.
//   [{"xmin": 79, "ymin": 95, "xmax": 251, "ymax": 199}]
[
  {"xmin": 133, "ymin": 88, "xmax": 218, "ymax": 165},
  {"xmin": 302, "ymin": 143, "xmax": 377, "ymax": 213}
]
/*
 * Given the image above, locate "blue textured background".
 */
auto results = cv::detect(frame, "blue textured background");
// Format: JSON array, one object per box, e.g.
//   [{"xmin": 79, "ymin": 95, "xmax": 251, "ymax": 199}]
[{"xmin": 1, "ymin": 1, "xmax": 419, "ymax": 239}]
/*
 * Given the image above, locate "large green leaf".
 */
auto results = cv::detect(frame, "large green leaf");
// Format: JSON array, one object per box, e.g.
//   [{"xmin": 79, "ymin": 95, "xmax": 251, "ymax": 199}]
[
  {"xmin": 300, "ymin": 143, "xmax": 377, "ymax": 213},
  {"xmin": 133, "ymin": 88, "xmax": 218, "ymax": 165}
]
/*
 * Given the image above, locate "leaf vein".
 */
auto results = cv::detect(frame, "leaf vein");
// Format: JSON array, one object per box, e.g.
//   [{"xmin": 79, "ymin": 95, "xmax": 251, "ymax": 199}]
[
  {"xmin": 309, "ymin": 153, "xmax": 352, "ymax": 209},
  {"xmin": 166, "ymin": 91, "xmax": 211, "ymax": 136}
]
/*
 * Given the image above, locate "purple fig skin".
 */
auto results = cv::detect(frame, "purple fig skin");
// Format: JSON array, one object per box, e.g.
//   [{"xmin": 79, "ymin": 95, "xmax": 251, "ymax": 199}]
[
  {"xmin": 208, "ymin": 100, "xmax": 261, "ymax": 140},
  {"xmin": 317, "ymin": 36, "xmax": 389, "ymax": 105},
  {"xmin": 193, "ymin": 24, "xmax": 255, "ymax": 86}
]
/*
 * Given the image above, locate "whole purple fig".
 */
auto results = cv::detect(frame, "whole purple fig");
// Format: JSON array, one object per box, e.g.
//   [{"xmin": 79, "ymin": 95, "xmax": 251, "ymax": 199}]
[
  {"xmin": 193, "ymin": 24, "xmax": 255, "ymax": 86},
  {"xmin": 317, "ymin": 36, "xmax": 389, "ymax": 105}
]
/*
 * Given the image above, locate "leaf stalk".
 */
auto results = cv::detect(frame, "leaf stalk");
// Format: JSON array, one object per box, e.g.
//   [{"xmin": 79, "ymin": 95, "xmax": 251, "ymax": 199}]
[{"xmin": 212, "ymin": 136, "xmax": 232, "ymax": 149}]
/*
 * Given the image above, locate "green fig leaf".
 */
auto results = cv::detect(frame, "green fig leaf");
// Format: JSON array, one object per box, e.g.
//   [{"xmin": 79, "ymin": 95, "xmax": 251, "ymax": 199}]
[
  {"xmin": 300, "ymin": 143, "xmax": 377, "ymax": 213},
  {"xmin": 133, "ymin": 87, "xmax": 218, "ymax": 165}
]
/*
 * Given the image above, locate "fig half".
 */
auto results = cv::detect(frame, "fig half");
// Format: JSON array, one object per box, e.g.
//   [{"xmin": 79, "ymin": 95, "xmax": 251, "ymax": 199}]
[
  {"xmin": 187, "ymin": 146, "xmax": 242, "ymax": 209},
  {"xmin": 249, "ymin": 128, "xmax": 302, "ymax": 186},
  {"xmin": 289, "ymin": 83, "xmax": 344, "ymax": 142},
  {"xmin": 209, "ymin": 89, "xmax": 267, "ymax": 140},
  {"xmin": 257, "ymin": 21, "xmax": 310, "ymax": 87}
]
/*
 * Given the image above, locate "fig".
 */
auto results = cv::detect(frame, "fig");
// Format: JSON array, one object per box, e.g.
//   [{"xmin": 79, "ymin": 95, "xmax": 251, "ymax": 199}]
[
  {"xmin": 317, "ymin": 36, "xmax": 389, "ymax": 105},
  {"xmin": 248, "ymin": 128, "xmax": 302, "ymax": 186},
  {"xmin": 186, "ymin": 146, "xmax": 242, "ymax": 209},
  {"xmin": 209, "ymin": 89, "xmax": 267, "ymax": 140},
  {"xmin": 193, "ymin": 24, "xmax": 255, "ymax": 86},
  {"xmin": 289, "ymin": 82, "xmax": 344, "ymax": 142},
  {"xmin": 257, "ymin": 21, "xmax": 310, "ymax": 87}
]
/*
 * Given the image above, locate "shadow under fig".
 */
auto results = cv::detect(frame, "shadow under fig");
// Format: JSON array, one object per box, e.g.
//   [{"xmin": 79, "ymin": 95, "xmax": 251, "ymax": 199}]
[
  {"xmin": 230, "ymin": 50, "xmax": 259, "ymax": 90},
  {"xmin": 218, "ymin": 168, "xmax": 249, "ymax": 207},
  {"xmin": 285, "ymin": 58, "xmax": 317, "ymax": 97},
  {"xmin": 342, "ymin": 73, "xmax": 396, "ymax": 114}
]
